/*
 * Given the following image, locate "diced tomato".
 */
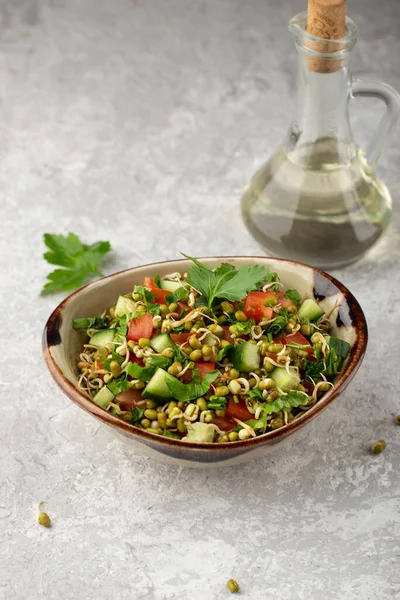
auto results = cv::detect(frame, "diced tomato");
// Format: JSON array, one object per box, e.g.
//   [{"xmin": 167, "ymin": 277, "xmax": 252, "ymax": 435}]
[
  {"xmin": 301, "ymin": 380, "xmax": 314, "ymax": 395},
  {"xmin": 143, "ymin": 276, "xmax": 169, "ymax": 304},
  {"xmin": 116, "ymin": 388, "xmax": 146, "ymax": 411},
  {"xmin": 181, "ymin": 362, "xmax": 216, "ymax": 383},
  {"xmin": 197, "ymin": 362, "xmax": 216, "ymax": 377},
  {"xmin": 127, "ymin": 313, "xmax": 154, "ymax": 342},
  {"xmin": 95, "ymin": 360, "xmax": 105, "ymax": 380},
  {"xmin": 170, "ymin": 332, "xmax": 194, "ymax": 344},
  {"xmin": 178, "ymin": 302, "xmax": 189, "ymax": 314},
  {"xmin": 280, "ymin": 331, "xmax": 310, "ymax": 346},
  {"xmin": 128, "ymin": 354, "xmax": 145, "ymax": 366},
  {"xmin": 243, "ymin": 292, "xmax": 274, "ymax": 323},
  {"xmin": 143, "ymin": 276, "xmax": 156, "ymax": 287},
  {"xmin": 211, "ymin": 416, "xmax": 236, "ymax": 432},
  {"xmin": 226, "ymin": 396, "xmax": 253, "ymax": 421},
  {"xmin": 276, "ymin": 292, "xmax": 295, "ymax": 308},
  {"xmin": 150, "ymin": 287, "xmax": 169, "ymax": 304},
  {"xmin": 275, "ymin": 331, "xmax": 314, "ymax": 359},
  {"xmin": 221, "ymin": 326, "xmax": 234, "ymax": 344}
]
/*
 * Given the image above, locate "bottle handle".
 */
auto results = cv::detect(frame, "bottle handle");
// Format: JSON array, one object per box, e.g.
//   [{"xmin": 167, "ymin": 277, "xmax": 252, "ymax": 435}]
[{"xmin": 351, "ymin": 78, "xmax": 400, "ymax": 166}]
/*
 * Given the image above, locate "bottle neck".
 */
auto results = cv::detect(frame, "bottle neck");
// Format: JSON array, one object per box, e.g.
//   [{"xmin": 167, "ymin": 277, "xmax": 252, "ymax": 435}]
[{"xmin": 289, "ymin": 51, "xmax": 354, "ymax": 163}]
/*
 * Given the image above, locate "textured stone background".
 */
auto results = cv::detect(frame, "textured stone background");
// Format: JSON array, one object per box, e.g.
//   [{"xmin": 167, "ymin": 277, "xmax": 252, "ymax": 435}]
[{"xmin": 1, "ymin": 0, "xmax": 400, "ymax": 598}]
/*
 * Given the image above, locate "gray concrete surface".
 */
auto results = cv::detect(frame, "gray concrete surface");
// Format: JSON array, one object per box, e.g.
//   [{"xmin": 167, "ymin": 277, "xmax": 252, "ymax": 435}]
[{"xmin": 1, "ymin": 0, "xmax": 400, "ymax": 598}]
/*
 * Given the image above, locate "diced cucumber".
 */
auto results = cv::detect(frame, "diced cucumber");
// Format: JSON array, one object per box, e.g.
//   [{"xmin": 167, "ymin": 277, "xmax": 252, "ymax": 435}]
[
  {"xmin": 93, "ymin": 386, "xmax": 115, "ymax": 409},
  {"xmin": 115, "ymin": 295, "xmax": 136, "ymax": 317},
  {"xmin": 298, "ymin": 298, "xmax": 325, "ymax": 322},
  {"xmin": 228, "ymin": 342, "xmax": 260, "ymax": 373},
  {"xmin": 270, "ymin": 367, "xmax": 301, "ymax": 392},
  {"xmin": 143, "ymin": 368, "xmax": 178, "ymax": 401},
  {"xmin": 90, "ymin": 329, "xmax": 115, "ymax": 348},
  {"xmin": 150, "ymin": 333, "xmax": 174, "ymax": 353},
  {"xmin": 160, "ymin": 280, "xmax": 183, "ymax": 292}
]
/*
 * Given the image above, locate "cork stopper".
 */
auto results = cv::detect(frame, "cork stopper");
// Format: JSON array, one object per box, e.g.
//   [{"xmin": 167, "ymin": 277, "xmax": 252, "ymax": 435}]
[{"xmin": 306, "ymin": 0, "xmax": 346, "ymax": 73}]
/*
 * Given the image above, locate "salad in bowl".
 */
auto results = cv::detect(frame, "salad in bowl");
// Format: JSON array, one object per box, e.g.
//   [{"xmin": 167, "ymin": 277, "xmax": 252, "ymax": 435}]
[{"xmin": 72, "ymin": 256, "xmax": 354, "ymax": 445}]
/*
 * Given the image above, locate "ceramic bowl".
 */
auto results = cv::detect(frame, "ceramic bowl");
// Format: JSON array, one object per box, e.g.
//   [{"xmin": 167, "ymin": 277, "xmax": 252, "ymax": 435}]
[{"xmin": 43, "ymin": 257, "xmax": 367, "ymax": 468}]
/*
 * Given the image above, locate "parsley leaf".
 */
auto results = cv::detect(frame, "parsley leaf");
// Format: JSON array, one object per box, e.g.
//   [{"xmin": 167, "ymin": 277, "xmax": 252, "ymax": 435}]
[
  {"xmin": 115, "ymin": 313, "xmax": 136, "ymax": 338},
  {"xmin": 131, "ymin": 407, "xmax": 145, "ymax": 424},
  {"xmin": 154, "ymin": 274, "xmax": 162, "ymax": 288},
  {"xmin": 171, "ymin": 322, "xmax": 186, "ymax": 333},
  {"xmin": 72, "ymin": 316, "xmax": 110, "ymax": 330},
  {"xmin": 125, "ymin": 357, "xmax": 172, "ymax": 382},
  {"xmin": 174, "ymin": 345, "xmax": 190, "ymax": 365},
  {"xmin": 134, "ymin": 285, "xmax": 156, "ymax": 303},
  {"xmin": 216, "ymin": 265, "xmax": 275, "ymax": 303},
  {"xmin": 165, "ymin": 369, "xmax": 219, "ymax": 402},
  {"xmin": 101, "ymin": 352, "xmax": 125, "ymax": 371},
  {"xmin": 125, "ymin": 363, "xmax": 149, "ymax": 381},
  {"xmin": 234, "ymin": 319, "xmax": 255, "ymax": 336},
  {"xmin": 115, "ymin": 316, "xmax": 129, "ymax": 338},
  {"xmin": 284, "ymin": 289, "xmax": 302, "ymax": 306},
  {"xmin": 182, "ymin": 253, "xmax": 273, "ymax": 309},
  {"xmin": 165, "ymin": 286, "xmax": 188, "ymax": 304},
  {"xmin": 248, "ymin": 388, "xmax": 263, "ymax": 400},
  {"xmin": 132, "ymin": 285, "xmax": 160, "ymax": 315},
  {"xmin": 146, "ymin": 303, "xmax": 161, "ymax": 316},
  {"xmin": 304, "ymin": 348, "xmax": 324, "ymax": 381},
  {"xmin": 107, "ymin": 376, "xmax": 132, "ymax": 395},
  {"xmin": 266, "ymin": 309, "xmax": 289, "ymax": 337},
  {"xmin": 245, "ymin": 417, "xmax": 267, "ymax": 430},
  {"xmin": 217, "ymin": 344, "xmax": 233, "ymax": 361},
  {"xmin": 41, "ymin": 233, "xmax": 111, "ymax": 295},
  {"xmin": 257, "ymin": 271, "xmax": 280, "ymax": 292},
  {"xmin": 163, "ymin": 429, "xmax": 180, "ymax": 439}
]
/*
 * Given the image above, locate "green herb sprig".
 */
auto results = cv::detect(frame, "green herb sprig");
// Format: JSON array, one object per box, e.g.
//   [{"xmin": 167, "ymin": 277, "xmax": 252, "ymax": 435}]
[
  {"xmin": 182, "ymin": 253, "xmax": 274, "ymax": 309},
  {"xmin": 41, "ymin": 233, "xmax": 111, "ymax": 295}
]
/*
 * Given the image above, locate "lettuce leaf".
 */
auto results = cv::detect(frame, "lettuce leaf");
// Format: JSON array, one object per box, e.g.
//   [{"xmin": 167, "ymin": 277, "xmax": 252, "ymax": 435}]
[
  {"xmin": 125, "ymin": 356, "xmax": 172, "ymax": 382},
  {"xmin": 166, "ymin": 369, "xmax": 219, "ymax": 402},
  {"xmin": 246, "ymin": 391, "xmax": 308, "ymax": 430}
]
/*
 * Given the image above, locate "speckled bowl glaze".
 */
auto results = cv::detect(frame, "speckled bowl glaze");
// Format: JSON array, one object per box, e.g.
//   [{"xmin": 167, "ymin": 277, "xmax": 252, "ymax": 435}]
[{"xmin": 43, "ymin": 257, "xmax": 367, "ymax": 468}]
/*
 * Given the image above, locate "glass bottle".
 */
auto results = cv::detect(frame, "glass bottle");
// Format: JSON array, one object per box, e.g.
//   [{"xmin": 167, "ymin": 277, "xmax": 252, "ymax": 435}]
[{"xmin": 241, "ymin": 12, "xmax": 400, "ymax": 269}]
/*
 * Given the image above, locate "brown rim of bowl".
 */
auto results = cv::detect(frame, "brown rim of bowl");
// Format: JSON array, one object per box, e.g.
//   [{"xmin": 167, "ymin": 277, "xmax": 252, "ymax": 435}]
[{"xmin": 42, "ymin": 256, "xmax": 368, "ymax": 451}]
